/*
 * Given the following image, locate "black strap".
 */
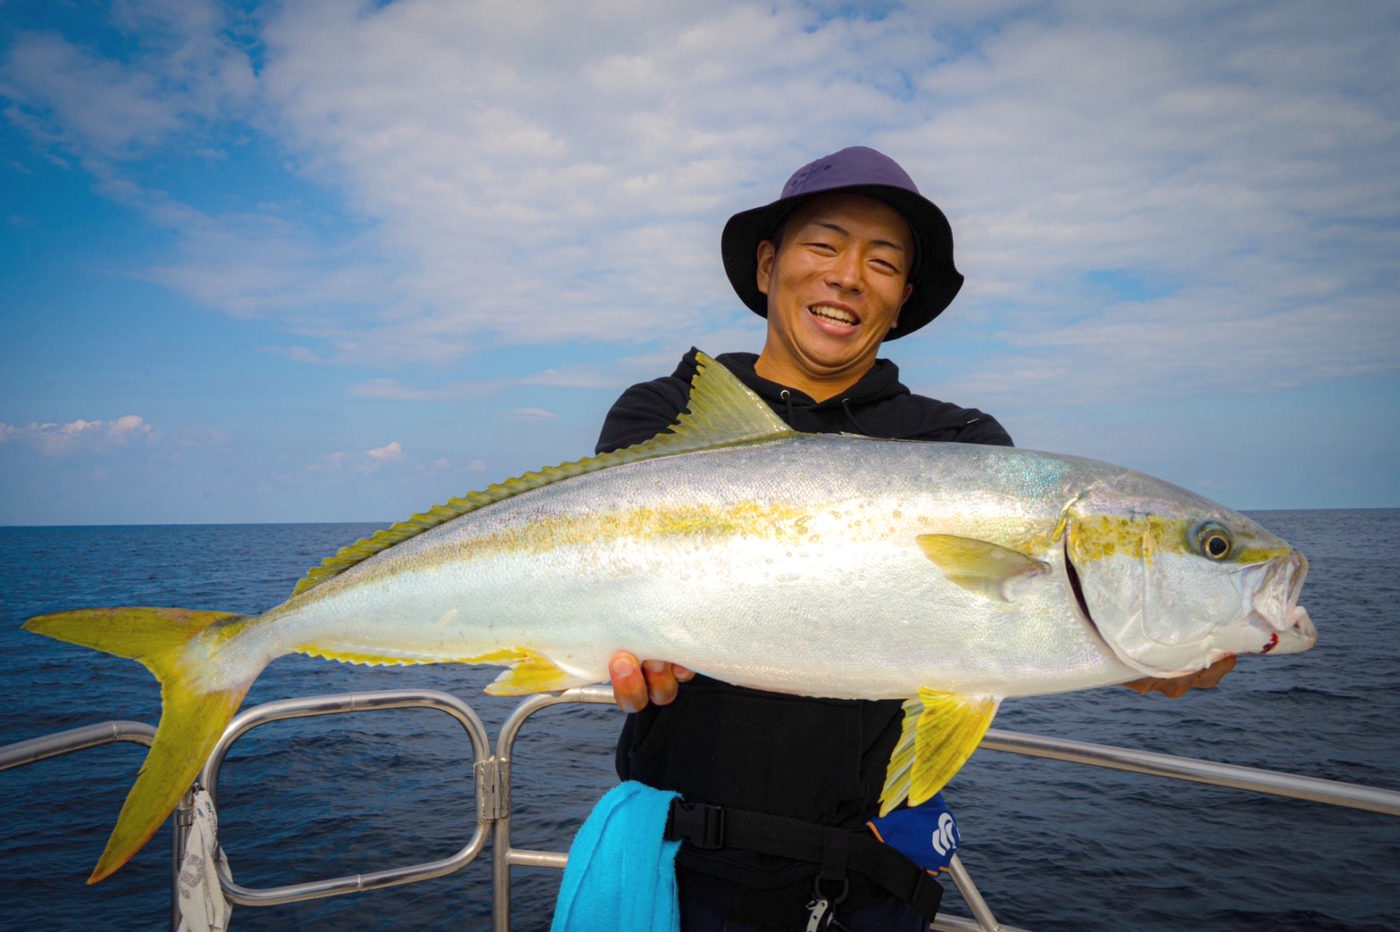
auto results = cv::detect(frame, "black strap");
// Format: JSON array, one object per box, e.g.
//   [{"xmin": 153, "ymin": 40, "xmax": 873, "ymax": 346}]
[{"xmin": 665, "ymin": 800, "xmax": 943, "ymax": 922}]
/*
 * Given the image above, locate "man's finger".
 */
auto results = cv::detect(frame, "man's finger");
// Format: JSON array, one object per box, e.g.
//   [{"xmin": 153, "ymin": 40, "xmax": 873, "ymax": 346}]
[
  {"xmin": 1122, "ymin": 654, "xmax": 1238, "ymax": 699},
  {"xmin": 609, "ymin": 651, "xmax": 648, "ymax": 713},
  {"xmin": 1194, "ymin": 654, "xmax": 1237, "ymax": 688},
  {"xmin": 643, "ymin": 660, "xmax": 679, "ymax": 706}
]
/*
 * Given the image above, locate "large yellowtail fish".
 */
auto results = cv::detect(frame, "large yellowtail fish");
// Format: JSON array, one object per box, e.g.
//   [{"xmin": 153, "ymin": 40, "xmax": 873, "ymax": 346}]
[{"xmin": 26, "ymin": 353, "xmax": 1315, "ymax": 883}]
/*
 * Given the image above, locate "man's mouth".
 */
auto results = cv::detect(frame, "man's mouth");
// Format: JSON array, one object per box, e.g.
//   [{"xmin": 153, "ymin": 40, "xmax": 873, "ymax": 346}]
[{"xmin": 809, "ymin": 304, "xmax": 859, "ymax": 327}]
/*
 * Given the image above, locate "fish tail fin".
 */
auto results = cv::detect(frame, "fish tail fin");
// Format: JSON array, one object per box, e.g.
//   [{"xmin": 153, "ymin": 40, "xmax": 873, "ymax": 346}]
[{"xmin": 24, "ymin": 607, "xmax": 259, "ymax": 884}]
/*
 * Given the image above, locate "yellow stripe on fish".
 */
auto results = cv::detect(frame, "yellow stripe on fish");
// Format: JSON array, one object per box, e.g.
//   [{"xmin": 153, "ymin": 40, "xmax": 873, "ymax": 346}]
[{"xmin": 1068, "ymin": 513, "xmax": 1295, "ymax": 566}]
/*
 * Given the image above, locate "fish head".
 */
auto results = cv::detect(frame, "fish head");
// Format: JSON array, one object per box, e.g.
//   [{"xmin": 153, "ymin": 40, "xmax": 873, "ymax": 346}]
[{"xmin": 1065, "ymin": 480, "xmax": 1315, "ymax": 678}]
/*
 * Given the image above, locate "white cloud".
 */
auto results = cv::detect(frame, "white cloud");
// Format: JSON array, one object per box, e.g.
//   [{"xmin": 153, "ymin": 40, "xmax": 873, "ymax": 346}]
[
  {"xmin": 0, "ymin": 415, "xmax": 158, "ymax": 456},
  {"xmin": 348, "ymin": 362, "xmax": 629, "ymax": 402},
  {"xmin": 1, "ymin": 33, "xmax": 183, "ymax": 157},
  {"xmin": 365, "ymin": 440, "xmax": 404, "ymax": 462},
  {"xmin": 250, "ymin": 2, "xmax": 1400, "ymax": 388},
  {"xmin": 0, "ymin": 0, "xmax": 254, "ymax": 158},
  {"xmin": 508, "ymin": 408, "xmax": 557, "ymax": 423},
  {"xmin": 307, "ymin": 441, "xmax": 406, "ymax": 474},
  {"xmin": 928, "ymin": 288, "xmax": 1400, "ymax": 411},
  {"xmin": 6, "ymin": 0, "xmax": 1398, "ymax": 407}
]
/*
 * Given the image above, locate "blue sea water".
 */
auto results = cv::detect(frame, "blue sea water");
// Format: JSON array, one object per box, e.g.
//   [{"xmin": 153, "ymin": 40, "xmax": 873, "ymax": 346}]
[{"xmin": 0, "ymin": 511, "xmax": 1397, "ymax": 930}]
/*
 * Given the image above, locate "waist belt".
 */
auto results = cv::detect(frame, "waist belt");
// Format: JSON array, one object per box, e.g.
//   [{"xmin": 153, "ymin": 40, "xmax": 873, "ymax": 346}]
[{"xmin": 663, "ymin": 800, "xmax": 943, "ymax": 923}]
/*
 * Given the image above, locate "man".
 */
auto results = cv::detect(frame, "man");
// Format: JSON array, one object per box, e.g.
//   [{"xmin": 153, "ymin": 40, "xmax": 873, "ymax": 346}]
[{"xmin": 596, "ymin": 147, "xmax": 1233, "ymax": 929}]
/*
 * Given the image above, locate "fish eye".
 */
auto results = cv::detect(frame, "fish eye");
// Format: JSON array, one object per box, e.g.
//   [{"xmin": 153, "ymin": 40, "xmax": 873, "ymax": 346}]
[{"xmin": 1197, "ymin": 523, "xmax": 1233, "ymax": 560}]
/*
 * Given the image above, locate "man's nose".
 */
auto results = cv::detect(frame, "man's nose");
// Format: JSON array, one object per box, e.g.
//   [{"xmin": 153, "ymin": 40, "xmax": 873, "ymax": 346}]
[{"xmin": 827, "ymin": 250, "xmax": 863, "ymax": 293}]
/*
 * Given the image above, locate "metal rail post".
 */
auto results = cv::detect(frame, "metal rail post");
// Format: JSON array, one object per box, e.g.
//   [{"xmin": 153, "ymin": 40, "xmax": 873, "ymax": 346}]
[{"xmin": 491, "ymin": 685, "xmax": 616, "ymax": 932}]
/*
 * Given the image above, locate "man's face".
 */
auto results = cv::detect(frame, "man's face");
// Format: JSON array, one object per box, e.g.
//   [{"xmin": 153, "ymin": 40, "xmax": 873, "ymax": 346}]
[{"xmin": 755, "ymin": 192, "xmax": 915, "ymax": 389}]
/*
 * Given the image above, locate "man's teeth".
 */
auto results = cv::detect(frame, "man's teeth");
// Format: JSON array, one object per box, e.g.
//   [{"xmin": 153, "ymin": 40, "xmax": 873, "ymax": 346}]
[{"xmin": 810, "ymin": 305, "xmax": 857, "ymax": 325}]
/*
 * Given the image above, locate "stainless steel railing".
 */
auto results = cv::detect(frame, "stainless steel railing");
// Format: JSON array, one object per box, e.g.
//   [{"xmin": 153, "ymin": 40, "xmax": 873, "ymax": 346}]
[
  {"xmin": 0, "ymin": 720, "xmax": 156, "ymax": 768},
  {"xmin": 978, "ymin": 729, "xmax": 1400, "ymax": 816},
  {"xmin": 198, "ymin": 689, "xmax": 493, "ymax": 906},
  {"xmin": 489, "ymin": 685, "xmax": 618, "ymax": 930},
  {"xmin": 5, "ymin": 689, "xmax": 1400, "ymax": 931},
  {"xmin": 0, "ymin": 720, "xmax": 188, "ymax": 929}
]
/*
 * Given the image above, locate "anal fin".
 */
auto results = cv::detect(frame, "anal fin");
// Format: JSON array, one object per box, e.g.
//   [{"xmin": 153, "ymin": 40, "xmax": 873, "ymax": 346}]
[
  {"xmin": 879, "ymin": 689, "xmax": 1000, "ymax": 816},
  {"xmin": 483, "ymin": 648, "xmax": 595, "ymax": 696}
]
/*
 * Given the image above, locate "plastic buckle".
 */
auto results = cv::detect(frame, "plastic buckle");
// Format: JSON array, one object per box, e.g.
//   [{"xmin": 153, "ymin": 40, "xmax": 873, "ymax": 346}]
[
  {"xmin": 696, "ymin": 803, "xmax": 725, "ymax": 849},
  {"xmin": 671, "ymin": 801, "xmax": 726, "ymax": 850}
]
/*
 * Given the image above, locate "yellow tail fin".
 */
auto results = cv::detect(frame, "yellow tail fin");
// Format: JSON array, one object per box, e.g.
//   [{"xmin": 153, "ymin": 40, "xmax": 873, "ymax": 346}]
[{"xmin": 24, "ymin": 607, "xmax": 257, "ymax": 884}]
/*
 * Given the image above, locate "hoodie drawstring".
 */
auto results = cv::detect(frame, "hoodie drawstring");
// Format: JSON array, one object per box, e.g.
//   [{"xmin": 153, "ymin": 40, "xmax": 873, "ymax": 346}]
[
  {"xmin": 840, "ymin": 398, "xmax": 873, "ymax": 434},
  {"xmin": 776, "ymin": 388, "xmax": 877, "ymax": 436}
]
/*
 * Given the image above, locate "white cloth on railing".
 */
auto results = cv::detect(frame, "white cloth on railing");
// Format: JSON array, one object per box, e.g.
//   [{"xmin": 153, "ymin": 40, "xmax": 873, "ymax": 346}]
[{"xmin": 176, "ymin": 786, "xmax": 233, "ymax": 932}]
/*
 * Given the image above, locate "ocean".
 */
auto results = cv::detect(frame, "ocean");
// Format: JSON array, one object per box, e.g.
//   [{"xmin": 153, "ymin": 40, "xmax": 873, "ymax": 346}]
[{"xmin": 1, "ymin": 512, "xmax": 1397, "ymax": 930}]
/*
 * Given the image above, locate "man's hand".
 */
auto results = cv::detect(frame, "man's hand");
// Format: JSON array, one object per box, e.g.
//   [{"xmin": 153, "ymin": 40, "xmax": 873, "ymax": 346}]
[
  {"xmin": 609, "ymin": 650, "xmax": 695, "ymax": 712},
  {"xmin": 1121, "ymin": 654, "xmax": 1237, "ymax": 699}
]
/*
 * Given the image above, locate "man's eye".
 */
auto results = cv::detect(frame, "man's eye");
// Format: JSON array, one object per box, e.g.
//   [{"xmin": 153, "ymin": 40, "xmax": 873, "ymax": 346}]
[{"xmin": 803, "ymin": 241, "xmax": 837, "ymax": 252}]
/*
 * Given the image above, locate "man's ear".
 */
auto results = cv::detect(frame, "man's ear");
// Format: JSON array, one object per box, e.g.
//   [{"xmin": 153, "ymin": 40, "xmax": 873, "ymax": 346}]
[
  {"xmin": 890, "ymin": 282, "xmax": 913, "ymax": 331},
  {"xmin": 756, "ymin": 240, "xmax": 776, "ymax": 296}
]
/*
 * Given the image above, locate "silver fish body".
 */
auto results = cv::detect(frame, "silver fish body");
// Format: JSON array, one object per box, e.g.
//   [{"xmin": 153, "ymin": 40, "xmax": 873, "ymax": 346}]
[
  {"xmin": 25, "ymin": 352, "xmax": 1315, "ymax": 881},
  {"xmin": 269, "ymin": 433, "xmax": 1311, "ymax": 700}
]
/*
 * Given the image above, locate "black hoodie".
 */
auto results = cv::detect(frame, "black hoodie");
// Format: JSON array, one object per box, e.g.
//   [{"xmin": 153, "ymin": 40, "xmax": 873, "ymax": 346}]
[
  {"xmin": 598, "ymin": 348, "xmax": 1012, "ymax": 451},
  {"xmin": 594, "ymin": 348, "xmax": 1012, "ymax": 923}
]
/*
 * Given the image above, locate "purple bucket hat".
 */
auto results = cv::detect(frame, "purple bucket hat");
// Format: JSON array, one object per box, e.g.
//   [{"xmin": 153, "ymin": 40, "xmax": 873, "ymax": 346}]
[{"xmin": 721, "ymin": 146, "xmax": 963, "ymax": 340}]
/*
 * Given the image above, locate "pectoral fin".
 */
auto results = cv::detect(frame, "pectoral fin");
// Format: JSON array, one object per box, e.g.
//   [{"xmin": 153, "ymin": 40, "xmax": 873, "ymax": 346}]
[
  {"xmin": 916, "ymin": 534, "xmax": 1049, "ymax": 602},
  {"xmin": 879, "ymin": 689, "xmax": 1000, "ymax": 816}
]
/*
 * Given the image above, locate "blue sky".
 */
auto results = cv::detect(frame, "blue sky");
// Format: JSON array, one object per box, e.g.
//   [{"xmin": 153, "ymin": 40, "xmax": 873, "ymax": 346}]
[{"xmin": 1, "ymin": 0, "xmax": 1396, "ymax": 525}]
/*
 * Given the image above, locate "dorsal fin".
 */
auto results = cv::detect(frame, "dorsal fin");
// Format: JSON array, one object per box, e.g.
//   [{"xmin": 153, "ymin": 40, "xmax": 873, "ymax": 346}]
[{"xmin": 292, "ymin": 351, "xmax": 795, "ymax": 596}]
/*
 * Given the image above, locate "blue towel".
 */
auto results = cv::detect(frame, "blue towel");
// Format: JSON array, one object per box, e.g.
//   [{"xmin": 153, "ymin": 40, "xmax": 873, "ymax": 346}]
[{"xmin": 551, "ymin": 781, "xmax": 682, "ymax": 932}]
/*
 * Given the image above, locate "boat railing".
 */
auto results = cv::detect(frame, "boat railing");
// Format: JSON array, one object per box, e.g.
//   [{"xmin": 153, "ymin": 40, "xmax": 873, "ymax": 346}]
[
  {"xmin": 5, "ymin": 685, "xmax": 1400, "ymax": 932},
  {"xmin": 198, "ymin": 689, "xmax": 494, "ymax": 906},
  {"xmin": 0, "ymin": 721, "xmax": 186, "ymax": 927}
]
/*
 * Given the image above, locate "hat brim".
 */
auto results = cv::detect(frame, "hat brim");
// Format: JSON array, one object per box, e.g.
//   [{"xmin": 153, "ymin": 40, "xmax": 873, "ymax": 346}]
[{"xmin": 721, "ymin": 184, "xmax": 963, "ymax": 341}]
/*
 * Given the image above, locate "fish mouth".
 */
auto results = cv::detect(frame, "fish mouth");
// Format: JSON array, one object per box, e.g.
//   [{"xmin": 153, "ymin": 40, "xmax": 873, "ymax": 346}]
[
  {"xmin": 1255, "ymin": 551, "xmax": 1315, "ymax": 655},
  {"xmin": 1264, "ymin": 605, "xmax": 1316, "ymax": 654}
]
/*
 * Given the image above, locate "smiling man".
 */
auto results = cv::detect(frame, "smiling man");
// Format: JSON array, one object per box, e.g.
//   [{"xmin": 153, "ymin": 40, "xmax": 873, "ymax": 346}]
[
  {"xmin": 751, "ymin": 191, "xmax": 914, "ymax": 397},
  {"xmin": 592, "ymin": 147, "xmax": 1224, "ymax": 930},
  {"xmin": 593, "ymin": 147, "xmax": 1010, "ymax": 930}
]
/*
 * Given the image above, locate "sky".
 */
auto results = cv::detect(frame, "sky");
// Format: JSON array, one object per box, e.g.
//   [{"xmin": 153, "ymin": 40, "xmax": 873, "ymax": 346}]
[{"xmin": 1, "ymin": 0, "xmax": 1396, "ymax": 525}]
